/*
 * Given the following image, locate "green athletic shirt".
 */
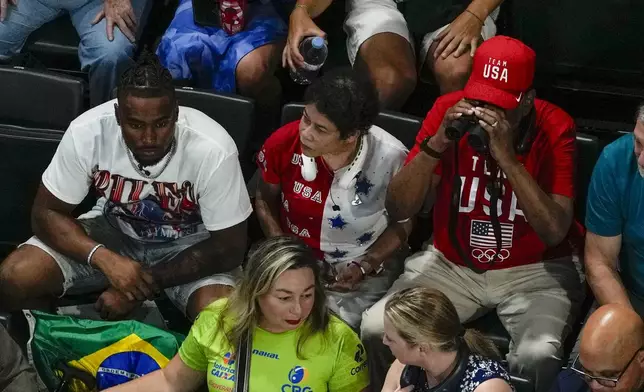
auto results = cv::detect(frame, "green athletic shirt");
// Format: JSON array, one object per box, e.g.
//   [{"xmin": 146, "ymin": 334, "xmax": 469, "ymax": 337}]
[{"xmin": 179, "ymin": 299, "xmax": 370, "ymax": 392}]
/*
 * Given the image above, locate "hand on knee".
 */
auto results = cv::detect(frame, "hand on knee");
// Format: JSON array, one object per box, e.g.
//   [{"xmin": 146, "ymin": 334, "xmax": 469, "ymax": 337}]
[
  {"xmin": 82, "ymin": 35, "xmax": 134, "ymax": 67},
  {"xmin": 431, "ymin": 56, "xmax": 472, "ymax": 94}
]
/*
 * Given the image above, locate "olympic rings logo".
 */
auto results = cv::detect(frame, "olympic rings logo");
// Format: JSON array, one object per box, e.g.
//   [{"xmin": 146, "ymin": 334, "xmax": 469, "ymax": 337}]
[{"xmin": 471, "ymin": 248, "xmax": 510, "ymax": 263}]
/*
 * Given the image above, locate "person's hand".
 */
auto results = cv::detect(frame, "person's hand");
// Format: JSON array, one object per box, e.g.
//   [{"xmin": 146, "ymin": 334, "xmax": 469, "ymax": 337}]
[
  {"xmin": 472, "ymin": 105, "xmax": 514, "ymax": 163},
  {"xmin": 430, "ymin": 99, "xmax": 477, "ymax": 152},
  {"xmin": 92, "ymin": 0, "xmax": 137, "ymax": 42},
  {"xmin": 0, "ymin": 0, "xmax": 17, "ymax": 23},
  {"xmin": 93, "ymin": 253, "xmax": 159, "ymax": 301},
  {"xmin": 95, "ymin": 287, "xmax": 142, "ymax": 320},
  {"xmin": 327, "ymin": 262, "xmax": 364, "ymax": 292},
  {"xmin": 283, "ymin": 5, "xmax": 326, "ymax": 71},
  {"xmin": 433, "ymin": 9, "xmax": 484, "ymax": 59}
]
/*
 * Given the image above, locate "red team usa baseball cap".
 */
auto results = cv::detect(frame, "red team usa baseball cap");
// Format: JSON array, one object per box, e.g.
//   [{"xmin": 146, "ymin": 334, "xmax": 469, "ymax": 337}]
[{"xmin": 464, "ymin": 35, "xmax": 536, "ymax": 110}]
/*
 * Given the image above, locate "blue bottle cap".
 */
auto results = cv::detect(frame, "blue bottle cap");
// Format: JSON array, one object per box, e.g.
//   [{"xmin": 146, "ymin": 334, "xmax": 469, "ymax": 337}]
[{"xmin": 311, "ymin": 37, "xmax": 325, "ymax": 49}]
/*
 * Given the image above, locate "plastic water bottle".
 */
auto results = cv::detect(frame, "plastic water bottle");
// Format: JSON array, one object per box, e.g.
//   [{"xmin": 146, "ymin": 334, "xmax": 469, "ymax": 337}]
[{"xmin": 290, "ymin": 36, "xmax": 328, "ymax": 85}]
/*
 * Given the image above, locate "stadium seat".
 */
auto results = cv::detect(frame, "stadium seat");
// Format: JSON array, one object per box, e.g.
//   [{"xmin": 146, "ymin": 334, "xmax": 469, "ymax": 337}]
[
  {"xmin": 574, "ymin": 132, "xmax": 603, "ymax": 223},
  {"xmin": 0, "ymin": 67, "xmax": 86, "ymax": 258},
  {"xmin": 0, "ymin": 130, "xmax": 68, "ymax": 259},
  {"xmin": 0, "ymin": 68, "xmax": 85, "ymax": 338},
  {"xmin": 25, "ymin": 16, "xmax": 81, "ymax": 76},
  {"xmin": 508, "ymin": 0, "xmax": 643, "ymax": 88},
  {"xmin": 174, "ymin": 87, "xmax": 255, "ymax": 157},
  {"xmin": 0, "ymin": 66, "xmax": 85, "ymax": 129},
  {"xmin": 505, "ymin": 0, "xmax": 644, "ymax": 130},
  {"xmin": 511, "ymin": 375, "xmax": 533, "ymax": 392},
  {"xmin": 111, "ymin": 86, "xmax": 255, "ymax": 161},
  {"xmin": 280, "ymin": 103, "xmax": 423, "ymax": 150}
]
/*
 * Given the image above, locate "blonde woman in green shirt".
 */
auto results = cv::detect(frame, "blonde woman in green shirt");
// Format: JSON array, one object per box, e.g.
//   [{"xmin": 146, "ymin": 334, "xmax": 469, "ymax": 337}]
[{"xmin": 107, "ymin": 236, "xmax": 370, "ymax": 392}]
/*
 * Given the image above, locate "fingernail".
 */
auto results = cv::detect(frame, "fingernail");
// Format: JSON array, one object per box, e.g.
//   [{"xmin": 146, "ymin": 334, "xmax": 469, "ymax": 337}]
[{"xmin": 455, "ymin": 113, "xmax": 463, "ymax": 117}]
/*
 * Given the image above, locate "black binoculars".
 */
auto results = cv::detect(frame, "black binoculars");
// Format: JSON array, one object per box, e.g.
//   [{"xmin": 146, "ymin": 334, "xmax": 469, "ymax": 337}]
[{"xmin": 445, "ymin": 101, "xmax": 489, "ymax": 153}]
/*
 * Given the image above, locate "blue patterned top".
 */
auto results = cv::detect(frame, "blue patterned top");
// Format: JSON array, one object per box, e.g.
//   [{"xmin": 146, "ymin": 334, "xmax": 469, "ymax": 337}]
[{"xmin": 409, "ymin": 354, "xmax": 515, "ymax": 392}]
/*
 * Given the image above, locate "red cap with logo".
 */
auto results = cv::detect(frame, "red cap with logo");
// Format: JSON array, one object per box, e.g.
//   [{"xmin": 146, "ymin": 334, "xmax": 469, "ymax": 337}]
[{"xmin": 463, "ymin": 35, "xmax": 536, "ymax": 110}]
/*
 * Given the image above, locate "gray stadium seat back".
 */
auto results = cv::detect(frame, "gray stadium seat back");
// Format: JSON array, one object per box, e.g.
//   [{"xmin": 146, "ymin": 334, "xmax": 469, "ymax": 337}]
[
  {"xmin": 174, "ymin": 87, "xmax": 255, "ymax": 155},
  {"xmin": 112, "ymin": 87, "xmax": 255, "ymax": 155},
  {"xmin": 0, "ymin": 66, "xmax": 85, "ymax": 129},
  {"xmin": 575, "ymin": 132, "xmax": 602, "ymax": 224},
  {"xmin": 0, "ymin": 125, "xmax": 64, "ymax": 256},
  {"xmin": 280, "ymin": 103, "xmax": 422, "ymax": 150}
]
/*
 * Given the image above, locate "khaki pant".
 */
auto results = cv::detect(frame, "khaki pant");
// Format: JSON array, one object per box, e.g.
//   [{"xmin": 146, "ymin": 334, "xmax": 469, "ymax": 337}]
[{"xmin": 360, "ymin": 245, "xmax": 584, "ymax": 392}]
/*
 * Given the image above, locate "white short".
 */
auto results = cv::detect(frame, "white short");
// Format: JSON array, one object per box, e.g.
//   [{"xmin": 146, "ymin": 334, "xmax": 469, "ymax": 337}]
[{"xmin": 344, "ymin": 0, "xmax": 499, "ymax": 68}]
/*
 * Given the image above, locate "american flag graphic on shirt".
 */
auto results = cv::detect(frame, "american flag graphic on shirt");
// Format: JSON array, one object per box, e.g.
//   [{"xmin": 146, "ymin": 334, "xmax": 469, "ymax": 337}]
[{"xmin": 470, "ymin": 220, "xmax": 514, "ymax": 248}]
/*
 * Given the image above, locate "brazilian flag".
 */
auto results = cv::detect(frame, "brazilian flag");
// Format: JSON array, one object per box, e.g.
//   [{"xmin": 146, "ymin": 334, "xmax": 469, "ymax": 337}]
[{"xmin": 24, "ymin": 310, "xmax": 184, "ymax": 391}]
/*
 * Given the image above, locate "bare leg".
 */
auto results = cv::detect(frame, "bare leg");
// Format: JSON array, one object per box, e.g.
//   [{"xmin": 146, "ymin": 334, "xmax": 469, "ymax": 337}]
[
  {"xmin": 354, "ymin": 32, "xmax": 417, "ymax": 110},
  {"xmin": 236, "ymin": 42, "xmax": 285, "ymax": 147},
  {"xmin": 185, "ymin": 284, "xmax": 234, "ymax": 321},
  {"xmin": 0, "ymin": 245, "xmax": 65, "ymax": 312},
  {"xmin": 422, "ymin": 38, "xmax": 479, "ymax": 94}
]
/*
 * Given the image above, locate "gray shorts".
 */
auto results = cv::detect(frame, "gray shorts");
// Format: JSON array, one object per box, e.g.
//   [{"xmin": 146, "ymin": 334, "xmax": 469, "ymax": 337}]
[
  {"xmin": 21, "ymin": 216, "xmax": 240, "ymax": 315},
  {"xmin": 344, "ymin": 0, "xmax": 499, "ymax": 68}
]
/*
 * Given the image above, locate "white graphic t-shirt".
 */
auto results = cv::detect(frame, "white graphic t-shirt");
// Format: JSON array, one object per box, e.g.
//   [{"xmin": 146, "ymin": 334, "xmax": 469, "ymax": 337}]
[{"xmin": 42, "ymin": 100, "xmax": 252, "ymax": 242}]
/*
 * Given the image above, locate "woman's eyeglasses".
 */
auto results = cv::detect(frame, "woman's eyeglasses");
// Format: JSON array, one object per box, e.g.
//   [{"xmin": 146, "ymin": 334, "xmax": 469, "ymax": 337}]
[{"xmin": 570, "ymin": 348, "xmax": 642, "ymax": 388}]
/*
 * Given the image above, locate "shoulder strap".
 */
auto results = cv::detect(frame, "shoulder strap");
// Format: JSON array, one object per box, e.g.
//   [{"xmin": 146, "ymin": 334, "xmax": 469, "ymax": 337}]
[
  {"xmin": 233, "ymin": 330, "xmax": 252, "ymax": 392},
  {"xmin": 448, "ymin": 146, "xmax": 486, "ymax": 273}
]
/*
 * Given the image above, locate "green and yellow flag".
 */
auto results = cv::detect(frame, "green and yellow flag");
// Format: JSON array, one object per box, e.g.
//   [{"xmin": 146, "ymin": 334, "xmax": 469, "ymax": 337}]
[{"xmin": 24, "ymin": 310, "xmax": 184, "ymax": 391}]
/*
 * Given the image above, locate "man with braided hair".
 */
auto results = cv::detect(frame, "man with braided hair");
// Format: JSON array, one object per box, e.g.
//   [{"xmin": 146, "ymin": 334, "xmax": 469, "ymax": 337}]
[{"xmin": 0, "ymin": 53, "xmax": 251, "ymax": 321}]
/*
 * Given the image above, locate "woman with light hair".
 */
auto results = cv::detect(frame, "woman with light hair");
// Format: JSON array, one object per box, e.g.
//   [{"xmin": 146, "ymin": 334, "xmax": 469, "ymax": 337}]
[
  {"xmin": 107, "ymin": 236, "xmax": 370, "ymax": 392},
  {"xmin": 381, "ymin": 287, "xmax": 514, "ymax": 392}
]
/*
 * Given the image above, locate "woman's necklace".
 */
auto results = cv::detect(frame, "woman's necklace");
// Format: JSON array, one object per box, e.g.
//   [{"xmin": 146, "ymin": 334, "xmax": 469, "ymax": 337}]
[{"xmin": 322, "ymin": 135, "xmax": 364, "ymax": 174}]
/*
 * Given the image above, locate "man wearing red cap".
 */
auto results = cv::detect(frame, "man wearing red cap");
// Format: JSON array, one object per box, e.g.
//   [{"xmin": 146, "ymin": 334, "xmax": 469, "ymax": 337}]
[{"xmin": 360, "ymin": 36, "xmax": 584, "ymax": 392}]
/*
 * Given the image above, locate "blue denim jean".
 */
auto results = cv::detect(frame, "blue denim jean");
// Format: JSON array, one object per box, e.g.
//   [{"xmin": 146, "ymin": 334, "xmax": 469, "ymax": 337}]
[{"xmin": 0, "ymin": 0, "xmax": 149, "ymax": 106}]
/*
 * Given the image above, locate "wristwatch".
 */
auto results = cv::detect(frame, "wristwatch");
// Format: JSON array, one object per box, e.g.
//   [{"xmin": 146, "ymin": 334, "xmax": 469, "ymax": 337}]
[{"xmin": 420, "ymin": 136, "xmax": 443, "ymax": 159}]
